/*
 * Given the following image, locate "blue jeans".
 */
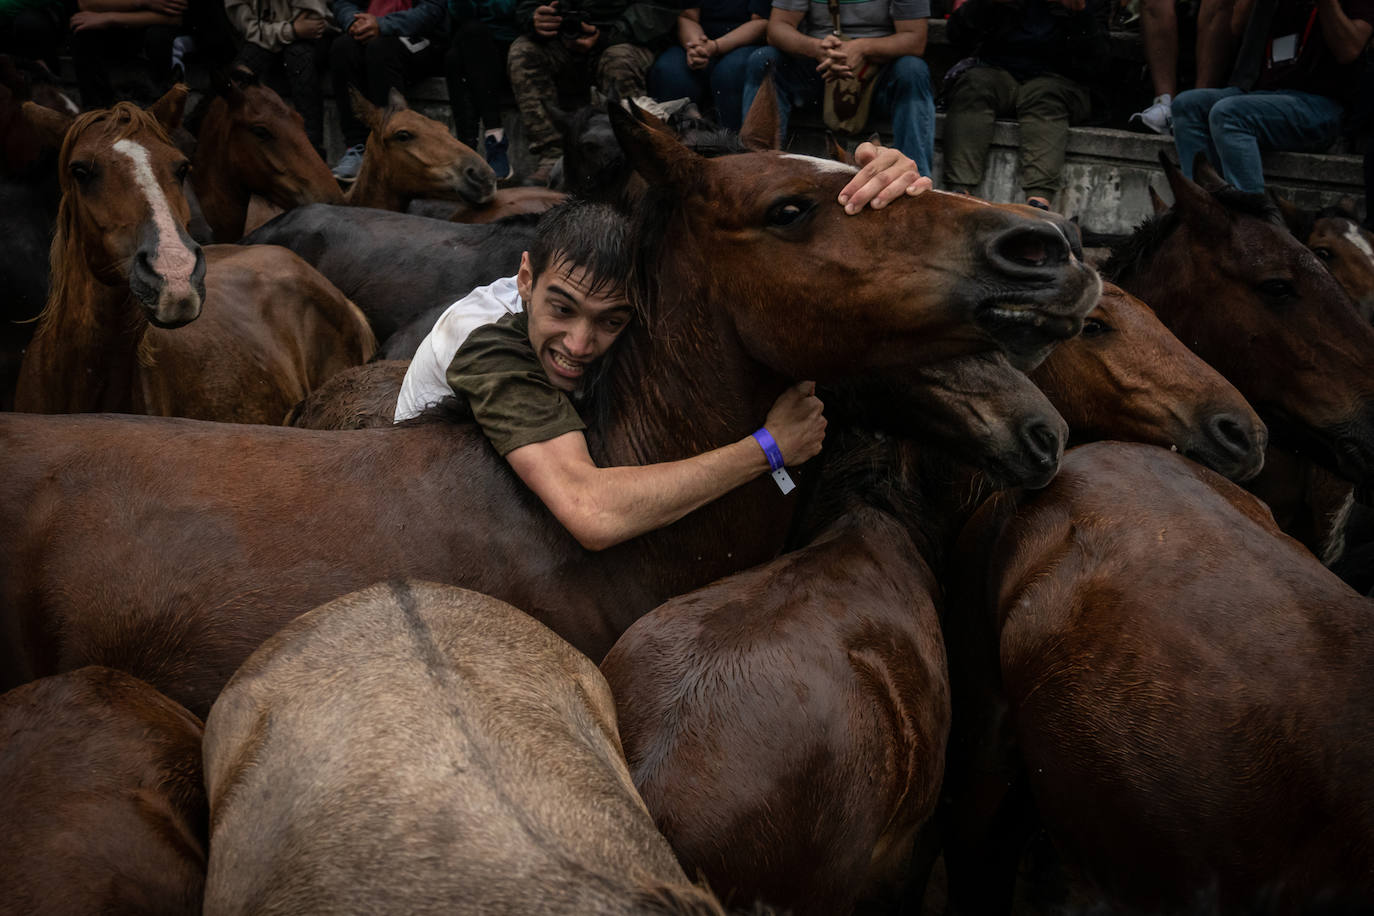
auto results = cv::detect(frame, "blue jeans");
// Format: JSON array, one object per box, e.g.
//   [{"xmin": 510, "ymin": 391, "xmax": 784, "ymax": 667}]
[
  {"xmin": 741, "ymin": 45, "xmax": 935, "ymax": 175},
  {"xmin": 649, "ymin": 44, "xmax": 759, "ymax": 130},
  {"xmin": 1172, "ymin": 86, "xmax": 1345, "ymax": 193}
]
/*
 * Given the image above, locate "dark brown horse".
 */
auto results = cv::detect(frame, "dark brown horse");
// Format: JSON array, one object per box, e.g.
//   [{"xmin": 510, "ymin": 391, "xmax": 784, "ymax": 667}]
[
  {"xmin": 1105, "ymin": 156, "xmax": 1374, "ymax": 487},
  {"xmin": 599, "ymin": 281, "xmax": 1262, "ymax": 916},
  {"xmin": 190, "ymin": 70, "xmax": 342, "ymax": 242},
  {"xmin": 0, "ymin": 105, "xmax": 1098, "ymax": 718},
  {"xmin": 947, "ymin": 441, "xmax": 1374, "ymax": 913},
  {"xmin": 203, "ymin": 581, "xmax": 734, "ymax": 915},
  {"xmin": 15, "ymin": 91, "xmax": 376, "ymax": 423},
  {"xmin": 0, "ymin": 666, "xmax": 207, "ymax": 916}
]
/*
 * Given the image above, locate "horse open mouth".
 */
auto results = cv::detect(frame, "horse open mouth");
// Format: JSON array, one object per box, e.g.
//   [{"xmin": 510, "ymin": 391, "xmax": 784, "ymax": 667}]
[{"xmin": 975, "ymin": 301, "xmax": 1084, "ymax": 368}]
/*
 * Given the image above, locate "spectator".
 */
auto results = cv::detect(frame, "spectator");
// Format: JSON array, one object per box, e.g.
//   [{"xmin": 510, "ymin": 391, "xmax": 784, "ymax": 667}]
[
  {"xmin": 446, "ymin": 0, "xmax": 519, "ymax": 180},
  {"xmin": 330, "ymin": 0, "xmax": 449, "ymax": 180},
  {"xmin": 0, "ymin": 0, "xmax": 65, "ymax": 67},
  {"xmin": 226, "ymin": 0, "xmax": 335, "ymax": 156},
  {"xmin": 1129, "ymin": 0, "xmax": 1240, "ymax": 134},
  {"xmin": 68, "ymin": 0, "xmax": 185, "ymax": 108},
  {"xmin": 647, "ymin": 0, "xmax": 768, "ymax": 130},
  {"xmin": 1172, "ymin": 0, "xmax": 1374, "ymax": 194},
  {"xmin": 942, "ymin": 0, "xmax": 1109, "ymax": 208},
  {"xmin": 507, "ymin": 0, "xmax": 676, "ymax": 184},
  {"xmin": 739, "ymin": 0, "xmax": 936, "ymax": 174}
]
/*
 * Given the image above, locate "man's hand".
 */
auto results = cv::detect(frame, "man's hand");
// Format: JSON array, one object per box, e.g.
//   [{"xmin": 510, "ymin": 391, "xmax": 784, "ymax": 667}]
[
  {"xmin": 532, "ymin": 2, "xmax": 562, "ymax": 37},
  {"xmin": 292, "ymin": 10, "xmax": 327, "ymax": 39},
  {"xmin": 566, "ymin": 20, "xmax": 600, "ymax": 51},
  {"xmin": 143, "ymin": 0, "xmax": 187, "ymax": 15},
  {"xmin": 685, "ymin": 37, "xmax": 716, "ymax": 69},
  {"xmin": 70, "ymin": 11, "xmax": 113, "ymax": 30},
  {"xmin": 817, "ymin": 36, "xmax": 869, "ymax": 81},
  {"xmin": 349, "ymin": 11, "xmax": 380, "ymax": 41},
  {"xmin": 838, "ymin": 143, "xmax": 931, "ymax": 214},
  {"xmin": 764, "ymin": 381, "xmax": 826, "ymax": 466}
]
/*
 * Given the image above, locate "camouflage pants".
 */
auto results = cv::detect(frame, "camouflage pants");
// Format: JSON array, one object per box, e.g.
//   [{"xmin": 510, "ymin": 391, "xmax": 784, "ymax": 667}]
[{"xmin": 508, "ymin": 36, "xmax": 654, "ymax": 161}]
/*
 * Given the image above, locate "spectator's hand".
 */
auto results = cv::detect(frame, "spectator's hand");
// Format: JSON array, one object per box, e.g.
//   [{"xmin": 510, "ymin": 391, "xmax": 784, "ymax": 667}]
[
  {"xmin": 838, "ymin": 143, "xmax": 931, "ymax": 214},
  {"xmin": 763, "ymin": 381, "xmax": 826, "ymax": 467},
  {"xmin": 532, "ymin": 2, "xmax": 562, "ymax": 37},
  {"xmin": 292, "ymin": 11, "xmax": 327, "ymax": 40},
  {"xmin": 567, "ymin": 21, "xmax": 599, "ymax": 51},
  {"xmin": 818, "ymin": 37, "xmax": 868, "ymax": 81},
  {"xmin": 70, "ymin": 11, "xmax": 114, "ymax": 30},
  {"xmin": 349, "ymin": 12, "xmax": 380, "ymax": 41},
  {"xmin": 814, "ymin": 31, "xmax": 841, "ymax": 62},
  {"xmin": 143, "ymin": 0, "xmax": 187, "ymax": 15},
  {"xmin": 685, "ymin": 37, "xmax": 716, "ymax": 69}
]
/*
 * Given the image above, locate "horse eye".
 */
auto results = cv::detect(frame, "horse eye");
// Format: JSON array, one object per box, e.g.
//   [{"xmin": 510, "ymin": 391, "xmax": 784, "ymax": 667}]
[
  {"xmin": 69, "ymin": 161, "xmax": 93, "ymax": 183},
  {"xmin": 175, "ymin": 161, "xmax": 191, "ymax": 182},
  {"xmin": 392, "ymin": 130, "xmax": 414, "ymax": 142},
  {"xmin": 766, "ymin": 199, "xmax": 814, "ymax": 228},
  {"xmin": 249, "ymin": 124, "xmax": 272, "ymax": 140},
  {"xmin": 1259, "ymin": 278, "xmax": 1297, "ymax": 301},
  {"xmin": 1312, "ymin": 247, "xmax": 1333, "ymax": 262},
  {"xmin": 1080, "ymin": 317, "xmax": 1109, "ymax": 337}
]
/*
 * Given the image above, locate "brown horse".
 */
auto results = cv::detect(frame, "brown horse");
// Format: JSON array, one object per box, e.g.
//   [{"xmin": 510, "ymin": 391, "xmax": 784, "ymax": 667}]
[
  {"xmin": 1105, "ymin": 156, "xmax": 1374, "ymax": 487},
  {"xmin": 1276, "ymin": 196, "xmax": 1374, "ymax": 322},
  {"xmin": 0, "ymin": 105, "xmax": 1098, "ymax": 718},
  {"xmin": 203, "ymin": 581, "xmax": 735, "ymax": 915},
  {"xmin": 449, "ymin": 185, "xmax": 568, "ymax": 223},
  {"xmin": 190, "ymin": 70, "xmax": 342, "ymax": 242},
  {"xmin": 946, "ymin": 441, "xmax": 1374, "ymax": 913},
  {"xmin": 599, "ymin": 282, "xmax": 1263, "ymax": 916},
  {"xmin": 0, "ymin": 666, "xmax": 207, "ymax": 916},
  {"xmin": 344, "ymin": 87, "xmax": 496, "ymax": 212},
  {"xmin": 14, "ymin": 90, "xmax": 375, "ymax": 422}
]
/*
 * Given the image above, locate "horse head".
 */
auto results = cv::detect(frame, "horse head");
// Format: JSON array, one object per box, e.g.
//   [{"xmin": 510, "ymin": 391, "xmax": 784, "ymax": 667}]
[
  {"xmin": 349, "ymin": 88, "xmax": 495, "ymax": 208},
  {"xmin": 194, "ymin": 69, "xmax": 341, "ymax": 236},
  {"xmin": 26, "ymin": 86, "xmax": 206, "ymax": 328},
  {"xmin": 547, "ymin": 98, "xmax": 625, "ymax": 200},
  {"xmin": 1110, "ymin": 155, "xmax": 1374, "ymax": 486},
  {"xmin": 1032, "ymin": 282, "xmax": 1267, "ymax": 481}
]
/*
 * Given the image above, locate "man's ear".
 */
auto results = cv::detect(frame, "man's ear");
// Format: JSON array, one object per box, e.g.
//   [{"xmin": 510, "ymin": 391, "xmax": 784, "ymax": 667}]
[{"xmin": 517, "ymin": 251, "xmax": 534, "ymax": 304}]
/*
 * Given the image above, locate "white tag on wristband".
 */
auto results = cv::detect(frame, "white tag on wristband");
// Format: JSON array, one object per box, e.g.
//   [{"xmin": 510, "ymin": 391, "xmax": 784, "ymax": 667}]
[{"xmin": 771, "ymin": 467, "xmax": 796, "ymax": 495}]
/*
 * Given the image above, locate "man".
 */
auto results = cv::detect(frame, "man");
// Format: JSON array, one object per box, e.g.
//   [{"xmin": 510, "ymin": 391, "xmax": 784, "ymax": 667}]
[
  {"xmin": 739, "ymin": 0, "xmax": 936, "ymax": 174},
  {"xmin": 508, "ymin": 0, "xmax": 675, "ymax": 183},
  {"xmin": 395, "ymin": 145, "xmax": 930, "ymax": 551},
  {"xmin": 1172, "ymin": 0, "xmax": 1374, "ymax": 193}
]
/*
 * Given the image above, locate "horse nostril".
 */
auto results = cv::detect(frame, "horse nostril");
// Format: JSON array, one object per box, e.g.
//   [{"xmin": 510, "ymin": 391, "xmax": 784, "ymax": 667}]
[
  {"xmin": 1210, "ymin": 414, "xmax": 1254, "ymax": 458},
  {"xmin": 134, "ymin": 250, "xmax": 155, "ymax": 276},
  {"xmin": 1022, "ymin": 419, "xmax": 1064, "ymax": 468},
  {"xmin": 991, "ymin": 225, "xmax": 1071, "ymax": 270}
]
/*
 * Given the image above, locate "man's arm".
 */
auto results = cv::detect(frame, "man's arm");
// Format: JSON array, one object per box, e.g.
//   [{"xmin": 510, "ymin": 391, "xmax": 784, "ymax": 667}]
[
  {"xmin": 1316, "ymin": 0, "xmax": 1372, "ymax": 64},
  {"xmin": 507, "ymin": 382, "xmax": 826, "ymax": 551},
  {"xmin": 767, "ymin": 7, "xmax": 826, "ymax": 59}
]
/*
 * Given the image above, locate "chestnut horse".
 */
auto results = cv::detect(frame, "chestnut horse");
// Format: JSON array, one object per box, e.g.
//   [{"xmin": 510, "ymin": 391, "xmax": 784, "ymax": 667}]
[
  {"xmin": 1277, "ymin": 197, "xmax": 1374, "ymax": 322},
  {"xmin": 14, "ymin": 91, "xmax": 375, "ymax": 422},
  {"xmin": 946, "ymin": 441, "xmax": 1374, "ymax": 913},
  {"xmin": 600, "ymin": 282, "xmax": 1263, "ymax": 916},
  {"xmin": 1105, "ymin": 156, "xmax": 1374, "ymax": 487},
  {"xmin": 191, "ymin": 70, "xmax": 342, "ymax": 242},
  {"xmin": 0, "ymin": 105, "xmax": 1098, "ymax": 718},
  {"xmin": 203, "ymin": 581, "xmax": 735, "ymax": 915},
  {"xmin": 0, "ymin": 666, "xmax": 207, "ymax": 916}
]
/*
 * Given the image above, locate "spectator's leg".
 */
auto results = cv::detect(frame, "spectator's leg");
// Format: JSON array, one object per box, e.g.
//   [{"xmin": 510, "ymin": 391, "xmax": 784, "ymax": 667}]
[
  {"xmin": 397, "ymin": 34, "xmax": 446, "ymax": 86},
  {"xmin": 742, "ymin": 48, "xmax": 822, "ymax": 147},
  {"xmin": 508, "ymin": 35, "xmax": 575, "ymax": 164},
  {"xmin": 142, "ymin": 24, "xmax": 176, "ymax": 88},
  {"xmin": 595, "ymin": 42, "xmax": 654, "ymax": 101},
  {"xmin": 282, "ymin": 40, "xmax": 328, "ymax": 156},
  {"xmin": 648, "ymin": 46, "xmax": 706, "ymax": 109},
  {"xmin": 942, "ymin": 64, "xmax": 1017, "ymax": 193},
  {"xmin": 1194, "ymin": 0, "xmax": 1236, "ymax": 88},
  {"xmin": 707, "ymin": 45, "xmax": 756, "ymax": 130},
  {"xmin": 1207, "ymin": 89, "xmax": 1344, "ymax": 193},
  {"xmin": 1015, "ymin": 73, "xmax": 1092, "ymax": 203},
  {"xmin": 329, "ymin": 32, "xmax": 370, "ymax": 148},
  {"xmin": 362, "ymin": 35, "xmax": 411, "ymax": 104},
  {"xmin": 7, "ymin": 8, "xmax": 64, "ymax": 65},
  {"xmin": 1172, "ymin": 87, "xmax": 1238, "ymax": 179},
  {"xmin": 875, "ymin": 54, "xmax": 936, "ymax": 177},
  {"xmin": 186, "ymin": 0, "xmax": 239, "ymax": 72},
  {"xmin": 1139, "ymin": 0, "xmax": 1178, "ymax": 99},
  {"xmin": 71, "ymin": 26, "xmax": 121, "ymax": 109},
  {"xmin": 447, "ymin": 23, "xmax": 511, "ymax": 147}
]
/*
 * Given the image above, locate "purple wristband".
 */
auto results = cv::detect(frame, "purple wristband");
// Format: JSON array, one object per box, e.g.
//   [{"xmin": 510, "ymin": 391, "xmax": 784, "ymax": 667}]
[{"xmin": 752, "ymin": 427, "xmax": 785, "ymax": 471}]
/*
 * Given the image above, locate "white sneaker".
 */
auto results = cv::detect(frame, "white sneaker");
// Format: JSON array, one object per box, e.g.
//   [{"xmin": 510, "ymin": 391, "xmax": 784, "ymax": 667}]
[{"xmin": 1130, "ymin": 94, "xmax": 1173, "ymax": 136}]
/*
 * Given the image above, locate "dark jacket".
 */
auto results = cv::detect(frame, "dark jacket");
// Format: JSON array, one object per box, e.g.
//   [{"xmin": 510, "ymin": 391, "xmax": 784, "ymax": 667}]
[
  {"xmin": 449, "ymin": 0, "xmax": 521, "ymax": 40},
  {"xmin": 513, "ymin": 0, "xmax": 676, "ymax": 50},
  {"xmin": 946, "ymin": 0, "xmax": 1110, "ymax": 84},
  {"xmin": 335, "ymin": 0, "xmax": 451, "ymax": 40}
]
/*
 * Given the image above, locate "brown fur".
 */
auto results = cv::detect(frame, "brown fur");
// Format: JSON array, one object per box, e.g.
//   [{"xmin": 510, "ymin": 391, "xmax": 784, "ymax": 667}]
[
  {"xmin": 449, "ymin": 186, "xmax": 568, "ymax": 223},
  {"xmin": 202, "ymin": 581, "xmax": 728, "ymax": 915},
  {"xmin": 285, "ymin": 359, "xmax": 409, "ymax": 428},
  {"xmin": 0, "ymin": 666, "xmax": 207, "ymax": 916}
]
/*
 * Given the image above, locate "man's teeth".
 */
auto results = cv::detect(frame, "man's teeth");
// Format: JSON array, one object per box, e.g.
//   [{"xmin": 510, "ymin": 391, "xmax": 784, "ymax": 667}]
[{"xmin": 552, "ymin": 352, "xmax": 582, "ymax": 372}]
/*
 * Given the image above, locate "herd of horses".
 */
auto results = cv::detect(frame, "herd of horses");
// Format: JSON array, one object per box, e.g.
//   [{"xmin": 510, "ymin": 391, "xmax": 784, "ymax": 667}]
[{"xmin": 2, "ymin": 56, "xmax": 1374, "ymax": 915}]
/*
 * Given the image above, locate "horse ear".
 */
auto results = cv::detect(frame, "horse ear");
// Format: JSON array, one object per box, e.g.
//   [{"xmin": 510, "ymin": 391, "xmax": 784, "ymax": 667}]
[
  {"xmin": 20, "ymin": 99, "xmax": 73, "ymax": 149},
  {"xmin": 1335, "ymin": 195, "xmax": 1359, "ymax": 219},
  {"xmin": 1147, "ymin": 184, "xmax": 1169, "ymax": 215},
  {"xmin": 1269, "ymin": 191, "xmax": 1305, "ymax": 236},
  {"xmin": 1160, "ymin": 151, "xmax": 1225, "ymax": 229},
  {"xmin": 210, "ymin": 69, "xmax": 248, "ymax": 106},
  {"xmin": 386, "ymin": 86, "xmax": 409, "ymax": 112},
  {"xmin": 825, "ymin": 132, "xmax": 852, "ymax": 165},
  {"xmin": 609, "ymin": 100, "xmax": 699, "ymax": 189},
  {"xmin": 148, "ymin": 83, "xmax": 189, "ymax": 132},
  {"xmin": 350, "ymin": 86, "xmax": 383, "ymax": 132},
  {"xmin": 1191, "ymin": 153, "xmax": 1227, "ymax": 193},
  {"xmin": 739, "ymin": 70, "xmax": 781, "ymax": 151}
]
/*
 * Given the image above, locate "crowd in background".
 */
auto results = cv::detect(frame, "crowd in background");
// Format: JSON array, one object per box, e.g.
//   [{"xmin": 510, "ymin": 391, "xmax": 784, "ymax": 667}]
[{"xmin": 0, "ymin": 0, "xmax": 1370, "ymax": 219}]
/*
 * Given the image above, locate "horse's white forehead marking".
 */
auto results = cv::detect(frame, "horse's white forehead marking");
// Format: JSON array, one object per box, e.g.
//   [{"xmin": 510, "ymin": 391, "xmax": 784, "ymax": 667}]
[
  {"xmin": 1340, "ymin": 220, "xmax": 1374, "ymax": 263},
  {"xmin": 112, "ymin": 138, "xmax": 197, "ymax": 295},
  {"xmin": 779, "ymin": 153, "xmax": 858, "ymax": 176}
]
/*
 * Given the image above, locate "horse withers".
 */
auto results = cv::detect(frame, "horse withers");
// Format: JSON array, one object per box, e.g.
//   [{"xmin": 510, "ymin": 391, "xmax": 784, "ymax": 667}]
[{"xmin": 203, "ymin": 581, "xmax": 734, "ymax": 915}]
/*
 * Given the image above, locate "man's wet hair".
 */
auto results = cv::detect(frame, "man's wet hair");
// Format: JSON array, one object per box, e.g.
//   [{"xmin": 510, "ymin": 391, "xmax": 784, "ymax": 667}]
[{"xmin": 528, "ymin": 199, "xmax": 631, "ymax": 298}]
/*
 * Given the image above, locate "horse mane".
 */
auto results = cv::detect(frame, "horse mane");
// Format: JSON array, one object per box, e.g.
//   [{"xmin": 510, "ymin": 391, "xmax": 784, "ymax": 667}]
[
  {"xmin": 1102, "ymin": 183, "xmax": 1283, "ymax": 283},
  {"xmin": 630, "ymin": 880, "xmax": 736, "ymax": 915}
]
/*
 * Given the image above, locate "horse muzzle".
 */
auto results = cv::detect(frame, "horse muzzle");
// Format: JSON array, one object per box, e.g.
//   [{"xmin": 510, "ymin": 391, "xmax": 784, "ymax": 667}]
[
  {"xmin": 456, "ymin": 161, "xmax": 497, "ymax": 205},
  {"xmin": 130, "ymin": 244, "xmax": 208, "ymax": 329},
  {"xmin": 1181, "ymin": 410, "xmax": 1269, "ymax": 482}
]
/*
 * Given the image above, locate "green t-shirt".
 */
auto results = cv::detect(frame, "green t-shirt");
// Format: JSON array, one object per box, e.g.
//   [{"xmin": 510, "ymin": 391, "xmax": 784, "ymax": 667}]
[{"xmin": 444, "ymin": 311, "xmax": 587, "ymax": 456}]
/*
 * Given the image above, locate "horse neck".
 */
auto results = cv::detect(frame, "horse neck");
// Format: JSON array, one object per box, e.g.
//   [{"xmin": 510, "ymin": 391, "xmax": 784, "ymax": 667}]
[
  {"xmin": 345, "ymin": 145, "xmax": 404, "ymax": 212},
  {"xmin": 192, "ymin": 112, "xmax": 248, "ymax": 241}
]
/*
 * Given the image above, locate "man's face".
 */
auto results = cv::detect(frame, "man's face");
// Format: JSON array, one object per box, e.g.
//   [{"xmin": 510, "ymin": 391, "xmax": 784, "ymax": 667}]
[{"xmin": 517, "ymin": 251, "xmax": 633, "ymax": 392}]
